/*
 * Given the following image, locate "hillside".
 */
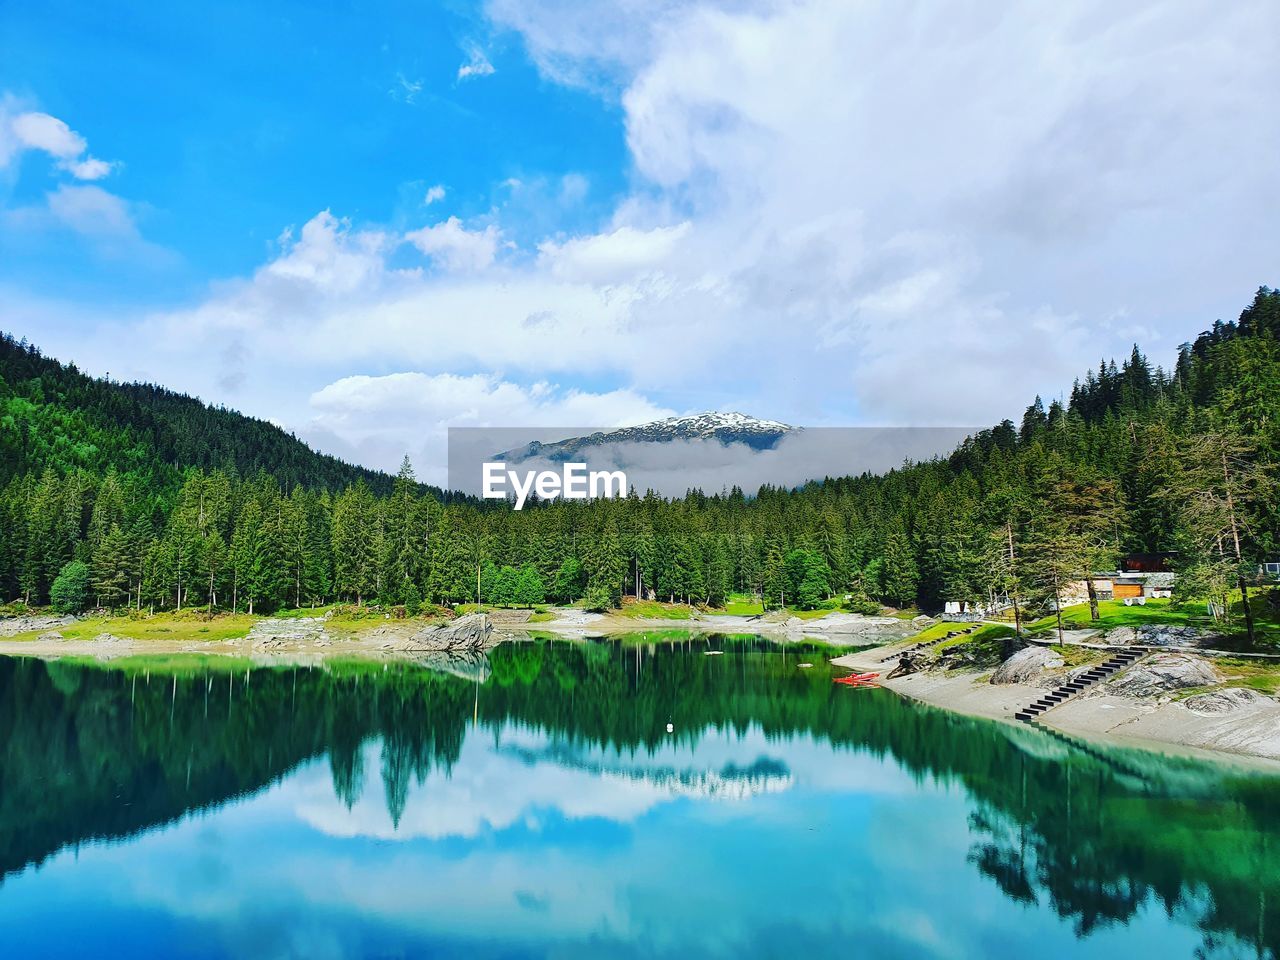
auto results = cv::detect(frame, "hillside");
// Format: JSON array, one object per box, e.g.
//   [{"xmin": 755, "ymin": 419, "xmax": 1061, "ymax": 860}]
[
  {"xmin": 0, "ymin": 287, "xmax": 1277, "ymax": 632},
  {"xmin": 0, "ymin": 333, "xmax": 409, "ymax": 496}
]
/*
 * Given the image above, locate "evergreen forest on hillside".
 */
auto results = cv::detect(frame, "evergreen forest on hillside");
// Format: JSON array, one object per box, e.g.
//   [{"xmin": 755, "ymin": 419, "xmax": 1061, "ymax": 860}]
[{"xmin": 1, "ymin": 288, "xmax": 1277, "ymax": 640}]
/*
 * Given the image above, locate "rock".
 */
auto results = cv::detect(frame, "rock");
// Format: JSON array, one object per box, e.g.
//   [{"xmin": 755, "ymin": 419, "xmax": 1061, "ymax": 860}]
[
  {"xmin": 1104, "ymin": 625, "xmax": 1221, "ymax": 648},
  {"xmin": 990, "ymin": 646, "xmax": 1064, "ymax": 685},
  {"xmin": 1183, "ymin": 688, "xmax": 1273, "ymax": 715},
  {"xmin": 0, "ymin": 614, "xmax": 77, "ymax": 637},
  {"xmin": 400, "ymin": 614, "xmax": 496, "ymax": 653},
  {"xmin": 1138, "ymin": 625, "xmax": 1210, "ymax": 647},
  {"xmin": 1107, "ymin": 653, "xmax": 1218, "ymax": 698},
  {"xmin": 1104, "ymin": 626, "xmax": 1140, "ymax": 645},
  {"xmin": 248, "ymin": 617, "xmax": 328, "ymax": 646}
]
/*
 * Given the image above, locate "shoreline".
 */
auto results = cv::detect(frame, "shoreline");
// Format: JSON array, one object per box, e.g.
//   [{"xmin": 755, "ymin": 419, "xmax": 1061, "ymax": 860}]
[
  {"xmin": 4, "ymin": 607, "xmax": 1279, "ymax": 770},
  {"xmin": 831, "ymin": 646, "xmax": 1280, "ymax": 770}
]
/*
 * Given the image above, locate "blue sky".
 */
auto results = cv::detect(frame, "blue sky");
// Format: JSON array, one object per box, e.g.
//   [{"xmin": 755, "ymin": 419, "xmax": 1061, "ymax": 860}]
[
  {"xmin": 0, "ymin": 0, "xmax": 628, "ymax": 299},
  {"xmin": 2, "ymin": 1, "xmax": 1278, "ymax": 482}
]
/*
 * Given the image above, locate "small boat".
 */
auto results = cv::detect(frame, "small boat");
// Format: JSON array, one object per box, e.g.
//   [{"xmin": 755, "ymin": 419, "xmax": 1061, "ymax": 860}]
[{"xmin": 833, "ymin": 672, "xmax": 880, "ymax": 687}]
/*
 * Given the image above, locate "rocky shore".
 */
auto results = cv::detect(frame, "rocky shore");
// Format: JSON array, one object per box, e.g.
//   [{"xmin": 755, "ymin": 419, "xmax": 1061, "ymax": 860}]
[{"xmin": 831, "ymin": 641, "xmax": 1280, "ymax": 766}]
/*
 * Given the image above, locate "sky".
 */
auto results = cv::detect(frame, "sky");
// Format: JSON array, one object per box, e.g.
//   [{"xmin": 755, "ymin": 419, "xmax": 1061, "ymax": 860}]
[{"xmin": 2, "ymin": 0, "xmax": 1278, "ymax": 483}]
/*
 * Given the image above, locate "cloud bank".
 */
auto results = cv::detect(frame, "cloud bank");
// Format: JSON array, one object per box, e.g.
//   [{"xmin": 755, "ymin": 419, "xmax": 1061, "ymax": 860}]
[{"xmin": 11, "ymin": 0, "xmax": 1280, "ymax": 479}]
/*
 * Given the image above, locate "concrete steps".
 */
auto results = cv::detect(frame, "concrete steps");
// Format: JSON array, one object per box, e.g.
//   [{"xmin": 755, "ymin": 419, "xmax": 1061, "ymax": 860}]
[
  {"xmin": 1014, "ymin": 648, "xmax": 1145, "ymax": 723},
  {"xmin": 881, "ymin": 624, "xmax": 980, "ymax": 664}
]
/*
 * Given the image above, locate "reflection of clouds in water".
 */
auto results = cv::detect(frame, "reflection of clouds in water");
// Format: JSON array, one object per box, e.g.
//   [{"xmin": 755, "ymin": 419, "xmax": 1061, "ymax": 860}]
[
  {"xmin": 450, "ymin": 427, "xmax": 974, "ymax": 497},
  {"xmin": 296, "ymin": 722, "xmax": 919, "ymax": 842},
  {"xmin": 6, "ymin": 721, "xmax": 1210, "ymax": 959}
]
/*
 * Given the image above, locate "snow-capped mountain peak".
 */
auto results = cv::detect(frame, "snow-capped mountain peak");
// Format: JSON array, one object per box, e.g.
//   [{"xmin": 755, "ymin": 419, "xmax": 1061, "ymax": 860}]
[{"xmin": 494, "ymin": 412, "xmax": 796, "ymax": 461}]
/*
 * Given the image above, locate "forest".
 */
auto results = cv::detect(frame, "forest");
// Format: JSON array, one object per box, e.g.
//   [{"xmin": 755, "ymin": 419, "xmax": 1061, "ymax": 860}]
[{"xmin": 1, "ymin": 287, "xmax": 1277, "ymax": 635}]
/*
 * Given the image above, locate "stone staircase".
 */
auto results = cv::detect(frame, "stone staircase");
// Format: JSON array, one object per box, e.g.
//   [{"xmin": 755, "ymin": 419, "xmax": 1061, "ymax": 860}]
[
  {"xmin": 879, "ymin": 624, "xmax": 979, "ymax": 664},
  {"xmin": 1013, "ymin": 648, "xmax": 1146, "ymax": 723}
]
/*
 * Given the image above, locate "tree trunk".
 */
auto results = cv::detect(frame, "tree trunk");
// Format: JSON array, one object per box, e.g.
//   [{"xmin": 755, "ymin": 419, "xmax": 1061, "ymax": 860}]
[
  {"xmin": 1239, "ymin": 576, "xmax": 1256, "ymax": 644},
  {"xmin": 1222, "ymin": 447, "xmax": 1256, "ymax": 645},
  {"xmin": 1006, "ymin": 523, "xmax": 1023, "ymax": 637}
]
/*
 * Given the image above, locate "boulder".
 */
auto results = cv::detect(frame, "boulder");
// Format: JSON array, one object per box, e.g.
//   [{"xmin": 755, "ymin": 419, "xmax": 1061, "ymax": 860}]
[
  {"xmin": 990, "ymin": 646, "xmax": 1064, "ymax": 685},
  {"xmin": 401, "ymin": 614, "xmax": 496, "ymax": 653},
  {"xmin": 1183, "ymin": 688, "xmax": 1273, "ymax": 715},
  {"xmin": 1107, "ymin": 653, "xmax": 1218, "ymax": 698}
]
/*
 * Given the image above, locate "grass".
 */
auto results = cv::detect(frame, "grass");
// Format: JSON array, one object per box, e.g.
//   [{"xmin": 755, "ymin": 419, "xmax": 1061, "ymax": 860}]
[
  {"xmin": 1048, "ymin": 643, "xmax": 1107, "ymax": 668},
  {"xmin": 899, "ymin": 620, "xmax": 970, "ymax": 645},
  {"xmin": 789, "ymin": 608, "xmax": 831, "ymax": 621},
  {"xmin": 1026, "ymin": 598, "xmax": 1203, "ymax": 634},
  {"xmin": 1199, "ymin": 657, "xmax": 1280, "ymax": 696},
  {"xmin": 615, "ymin": 600, "xmax": 695, "ymax": 620},
  {"xmin": 1025, "ymin": 595, "xmax": 1280, "ymax": 647},
  {"xmin": 933, "ymin": 624, "xmax": 1019, "ymax": 662},
  {"xmin": 5, "ymin": 611, "xmax": 257, "ymax": 644},
  {"xmin": 720, "ymin": 596, "xmax": 765, "ymax": 616}
]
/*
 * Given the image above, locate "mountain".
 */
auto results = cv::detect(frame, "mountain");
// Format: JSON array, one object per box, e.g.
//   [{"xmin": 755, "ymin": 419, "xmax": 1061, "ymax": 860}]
[
  {"xmin": 0, "ymin": 332, "xmax": 422, "ymax": 497},
  {"xmin": 495, "ymin": 412, "xmax": 796, "ymax": 462}
]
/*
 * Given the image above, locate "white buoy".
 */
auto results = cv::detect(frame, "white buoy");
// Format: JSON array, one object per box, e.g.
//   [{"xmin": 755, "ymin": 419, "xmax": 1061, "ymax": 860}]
[{"xmin": 665, "ymin": 722, "xmax": 674, "ymax": 733}]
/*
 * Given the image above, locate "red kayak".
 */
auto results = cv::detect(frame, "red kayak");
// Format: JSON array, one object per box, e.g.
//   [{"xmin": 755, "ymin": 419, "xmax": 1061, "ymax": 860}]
[{"xmin": 833, "ymin": 672, "xmax": 880, "ymax": 686}]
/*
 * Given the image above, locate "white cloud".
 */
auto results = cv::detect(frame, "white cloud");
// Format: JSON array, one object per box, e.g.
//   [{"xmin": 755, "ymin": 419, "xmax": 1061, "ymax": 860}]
[
  {"xmin": 538, "ymin": 222, "xmax": 690, "ymax": 283},
  {"xmin": 44, "ymin": 184, "xmax": 138, "ymax": 236},
  {"xmin": 2, "ymin": 104, "xmax": 117, "ymax": 180},
  {"xmin": 457, "ymin": 43, "xmax": 496, "ymax": 81},
  {"xmin": 0, "ymin": 96, "xmax": 142, "ymax": 250},
  {"xmin": 265, "ymin": 211, "xmax": 397, "ymax": 294},
  {"xmin": 404, "ymin": 216, "xmax": 500, "ymax": 272},
  {"xmin": 390, "ymin": 72, "xmax": 424, "ymax": 104},
  {"xmin": 303, "ymin": 370, "xmax": 674, "ymax": 480},
  {"xmin": 423, "ymin": 184, "xmax": 446, "ymax": 205}
]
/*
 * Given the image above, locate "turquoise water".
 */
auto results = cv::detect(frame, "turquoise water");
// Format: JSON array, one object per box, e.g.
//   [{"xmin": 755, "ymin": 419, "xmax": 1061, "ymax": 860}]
[{"xmin": 0, "ymin": 636, "xmax": 1276, "ymax": 959}]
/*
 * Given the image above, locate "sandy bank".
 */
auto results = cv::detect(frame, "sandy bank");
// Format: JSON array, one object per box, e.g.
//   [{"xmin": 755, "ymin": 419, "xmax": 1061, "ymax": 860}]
[{"xmin": 830, "ymin": 646, "xmax": 1280, "ymax": 767}]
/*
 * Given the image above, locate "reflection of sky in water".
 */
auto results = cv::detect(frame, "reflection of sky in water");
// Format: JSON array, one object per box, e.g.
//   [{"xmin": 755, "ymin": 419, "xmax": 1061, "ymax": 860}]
[{"xmin": 0, "ymin": 721, "xmax": 1206, "ymax": 959}]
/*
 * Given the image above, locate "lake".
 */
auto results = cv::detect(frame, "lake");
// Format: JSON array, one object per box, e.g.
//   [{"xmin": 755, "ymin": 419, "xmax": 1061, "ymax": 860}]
[{"xmin": 0, "ymin": 635, "xmax": 1276, "ymax": 959}]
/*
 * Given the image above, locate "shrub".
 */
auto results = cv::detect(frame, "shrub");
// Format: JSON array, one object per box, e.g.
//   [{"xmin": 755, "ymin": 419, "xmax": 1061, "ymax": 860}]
[{"xmin": 49, "ymin": 560, "xmax": 91, "ymax": 614}]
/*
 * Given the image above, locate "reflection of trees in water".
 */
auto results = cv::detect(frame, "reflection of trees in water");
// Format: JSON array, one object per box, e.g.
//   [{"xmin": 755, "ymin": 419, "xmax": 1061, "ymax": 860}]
[
  {"xmin": 0, "ymin": 638, "xmax": 1277, "ymax": 957},
  {"xmin": 963, "ymin": 748, "xmax": 1277, "ymax": 958}
]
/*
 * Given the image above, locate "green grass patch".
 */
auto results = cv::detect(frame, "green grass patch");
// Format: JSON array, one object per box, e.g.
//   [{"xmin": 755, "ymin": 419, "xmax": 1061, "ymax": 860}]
[
  {"xmin": 934, "ymin": 624, "xmax": 1018, "ymax": 662},
  {"xmin": 719, "ymin": 597, "xmax": 764, "ymax": 616},
  {"xmin": 1048, "ymin": 643, "xmax": 1107, "ymax": 668},
  {"xmin": 900, "ymin": 620, "xmax": 970, "ymax": 645},
  {"xmin": 1204, "ymin": 657, "xmax": 1280, "ymax": 696},
  {"xmin": 1026, "ymin": 596, "xmax": 1280, "ymax": 646},
  {"xmin": 788, "ymin": 608, "xmax": 830, "ymax": 621},
  {"xmin": 616, "ymin": 600, "xmax": 695, "ymax": 620},
  {"xmin": 6, "ymin": 612, "xmax": 257, "ymax": 644}
]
